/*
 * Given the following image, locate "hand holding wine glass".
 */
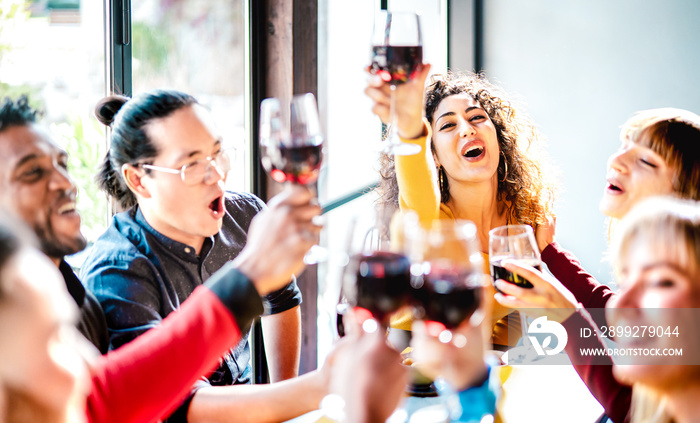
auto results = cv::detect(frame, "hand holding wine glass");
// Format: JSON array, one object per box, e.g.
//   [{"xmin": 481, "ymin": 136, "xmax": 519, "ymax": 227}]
[
  {"xmin": 488, "ymin": 225, "xmax": 542, "ymax": 363},
  {"xmin": 341, "ymin": 208, "xmax": 413, "ymax": 334},
  {"xmin": 409, "ymin": 219, "xmax": 486, "ymax": 346},
  {"xmin": 260, "ymin": 93, "xmax": 326, "ymax": 264},
  {"xmin": 493, "ymin": 259, "xmax": 578, "ymax": 324},
  {"xmin": 411, "ymin": 318, "xmax": 488, "ymax": 392},
  {"xmin": 365, "ymin": 62, "xmax": 431, "ymax": 140},
  {"xmin": 406, "ymin": 219, "xmax": 490, "ymax": 418},
  {"xmin": 366, "ymin": 10, "xmax": 426, "ymax": 155},
  {"xmin": 260, "ymin": 94, "xmax": 324, "ymax": 187}
]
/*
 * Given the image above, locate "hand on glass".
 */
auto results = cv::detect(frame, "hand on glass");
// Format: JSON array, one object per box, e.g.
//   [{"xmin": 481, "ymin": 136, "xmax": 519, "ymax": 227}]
[
  {"xmin": 411, "ymin": 318, "xmax": 488, "ymax": 392},
  {"xmin": 493, "ymin": 259, "xmax": 578, "ymax": 324},
  {"xmin": 259, "ymin": 94, "xmax": 327, "ymax": 264},
  {"xmin": 327, "ymin": 328, "xmax": 408, "ymax": 423},
  {"xmin": 364, "ymin": 63, "xmax": 431, "ymax": 140},
  {"xmin": 233, "ymin": 185, "xmax": 321, "ymax": 295}
]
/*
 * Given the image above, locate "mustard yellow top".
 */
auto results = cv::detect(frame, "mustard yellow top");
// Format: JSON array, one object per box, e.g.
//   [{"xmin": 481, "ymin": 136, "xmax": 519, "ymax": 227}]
[{"xmin": 390, "ymin": 122, "xmax": 518, "ymax": 347}]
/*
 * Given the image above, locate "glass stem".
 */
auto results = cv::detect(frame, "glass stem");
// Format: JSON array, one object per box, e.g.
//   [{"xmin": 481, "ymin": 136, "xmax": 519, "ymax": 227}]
[
  {"xmin": 519, "ymin": 311, "xmax": 530, "ymax": 347},
  {"xmin": 388, "ymin": 84, "xmax": 399, "ymax": 145}
]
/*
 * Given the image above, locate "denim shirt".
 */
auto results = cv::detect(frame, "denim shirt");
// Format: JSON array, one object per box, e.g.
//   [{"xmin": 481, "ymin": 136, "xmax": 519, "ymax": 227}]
[{"xmin": 81, "ymin": 191, "xmax": 302, "ymax": 386}]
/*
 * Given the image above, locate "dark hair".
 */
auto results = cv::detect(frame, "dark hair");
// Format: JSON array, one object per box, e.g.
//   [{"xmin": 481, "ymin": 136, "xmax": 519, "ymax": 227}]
[
  {"xmin": 0, "ymin": 95, "xmax": 41, "ymax": 133},
  {"xmin": 95, "ymin": 89, "xmax": 198, "ymax": 209},
  {"xmin": 378, "ymin": 71, "xmax": 556, "ymax": 228}
]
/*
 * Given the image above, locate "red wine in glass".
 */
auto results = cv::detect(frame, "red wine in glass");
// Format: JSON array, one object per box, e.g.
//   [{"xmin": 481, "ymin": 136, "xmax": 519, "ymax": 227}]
[
  {"xmin": 368, "ymin": 45, "xmax": 423, "ymax": 85},
  {"xmin": 261, "ymin": 136, "xmax": 323, "ymax": 185},
  {"xmin": 489, "ymin": 257, "xmax": 541, "ymax": 291},
  {"xmin": 351, "ymin": 251, "xmax": 412, "ymax": 326},
  {"xmin": 419, "ymin": 265, "xmax": 483, "ymax": 332}
]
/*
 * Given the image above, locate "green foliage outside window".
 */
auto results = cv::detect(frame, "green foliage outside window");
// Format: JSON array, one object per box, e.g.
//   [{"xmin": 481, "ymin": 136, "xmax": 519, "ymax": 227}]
[
  {"xmin": 51, "ymin": 115, "xmax": 108, "ymax": 242},
  {"xmin": 0, "ymin": 0, "xmax": 29, "ymax": 60}
]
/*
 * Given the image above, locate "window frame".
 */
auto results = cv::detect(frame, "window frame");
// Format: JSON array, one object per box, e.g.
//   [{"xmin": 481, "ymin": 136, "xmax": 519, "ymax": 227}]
[{"xmin": 104, "ymin": 0, "xmax": 320, "ymax": 381}]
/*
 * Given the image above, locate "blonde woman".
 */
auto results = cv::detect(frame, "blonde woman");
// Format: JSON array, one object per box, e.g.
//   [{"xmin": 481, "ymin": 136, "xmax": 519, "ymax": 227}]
[
  {"xmin": 496, "ymin": 109, "xmax": 700, "ymax": 422},
  {"xmin": 609, "ymin": 197, "xmax": 700, "ymax": 422}
]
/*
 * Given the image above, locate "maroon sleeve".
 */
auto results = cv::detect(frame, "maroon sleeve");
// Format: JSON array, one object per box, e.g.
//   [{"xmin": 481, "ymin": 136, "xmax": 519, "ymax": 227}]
[
  {"xmin": 85, "ymin": 286, "xmax": 246, "ymax": 423},
  {"xmin": 562, "ymin": 309, "xmax": 631, "ymax": 423},
  {"xmin": 542, "ymin": 242, "xmax": 615, "ymax": 314}
]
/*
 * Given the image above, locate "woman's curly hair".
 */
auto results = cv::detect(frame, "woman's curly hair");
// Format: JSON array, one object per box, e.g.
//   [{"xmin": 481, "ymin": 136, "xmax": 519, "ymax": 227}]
[{"xmin": 377, "ymin": 71, "xmax": 557, "ymax": 228}]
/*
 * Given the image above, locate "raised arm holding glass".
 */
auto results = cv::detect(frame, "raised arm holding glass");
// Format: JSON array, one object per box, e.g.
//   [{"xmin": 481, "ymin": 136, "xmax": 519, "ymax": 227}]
[
  {"xmin": 365, "ymin": 69, "xmax": 557, "ymax": 349},
  {"xmin": 79, "ymin": 89, "xmax": 331, "ymax": 422}
]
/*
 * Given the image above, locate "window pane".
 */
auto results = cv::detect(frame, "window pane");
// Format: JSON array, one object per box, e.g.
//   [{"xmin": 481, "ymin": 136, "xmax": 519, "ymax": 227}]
[
  {"xmin": 0, "ymin": 0, "xmax": 108, "ymax": 243},
  {"xmin": 131, "ymin": 0, "xmax": 248, "ymax": 192},
  {"xmin": 317, "ymin": 0, "xmax": 447, "ymax": 364}
]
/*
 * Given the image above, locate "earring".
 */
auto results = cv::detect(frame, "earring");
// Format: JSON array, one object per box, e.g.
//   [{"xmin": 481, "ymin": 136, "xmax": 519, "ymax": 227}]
[
  {"xmin": 438, "ymin": 165, "xmax": 450, "ymax": 201},
  {"xmin": 500, "ymin": 151, "xmax": 508, "ymax": 183}
]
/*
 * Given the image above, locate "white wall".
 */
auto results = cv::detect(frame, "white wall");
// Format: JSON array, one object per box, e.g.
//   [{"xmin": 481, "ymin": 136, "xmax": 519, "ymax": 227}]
[{"xmin": 476, "ymin": 0, "xmax": 700, "ymax": 283}]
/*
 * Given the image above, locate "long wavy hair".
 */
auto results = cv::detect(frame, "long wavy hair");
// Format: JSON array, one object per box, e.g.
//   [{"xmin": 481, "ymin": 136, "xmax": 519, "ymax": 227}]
[{"xmin": 377, "ymin": 71, "xmax": 556, "ymax": 228}]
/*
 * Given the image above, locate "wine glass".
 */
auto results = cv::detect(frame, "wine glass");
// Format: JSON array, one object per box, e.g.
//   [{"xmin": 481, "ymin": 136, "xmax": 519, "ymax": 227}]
[
  {"xmin": 368, "ymin": 10, "xmax": 423, "ymax": 156},
  {"xmin": 408, "ymin": 219, "xmax": 485, "ymax": 346},
  {"xmin": 406, "ymin": 219, "xmax": 485, "ymax": 408},
  {"xmin": 260, "ymin": 93, "xmax": 327, "ymax": 264},
  {"xmin": 341, "ymin": 207, "xmax": 413, "ymax": 334},
  {"xmin": 488, "ymin": 224, "xmax": 542, "ymax": 364}
]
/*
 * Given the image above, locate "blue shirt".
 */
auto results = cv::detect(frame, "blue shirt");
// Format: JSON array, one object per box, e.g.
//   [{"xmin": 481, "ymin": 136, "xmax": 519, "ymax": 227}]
[{"xmin": 81, "ymin": 191, "xmax": 302, "ymax": 385}]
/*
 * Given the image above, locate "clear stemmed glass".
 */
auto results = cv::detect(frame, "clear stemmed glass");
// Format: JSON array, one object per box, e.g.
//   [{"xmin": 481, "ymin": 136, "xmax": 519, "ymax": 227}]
[
  {"xmin": 368, "ymin": 10, "xmax": 423, "ymax": 156},
  {"xmin": 259, "ymin": 93, "xmax": 327, "ymax": 264},
  {"xmin": 488, "ymin": 224, "xmax": 542, "ymax": 364},
  {"xmin": 408, "ymin": 219, "xmax": 485, "ymax": 346},
  {"xmin": 406, "ymin": 219, "xmax": 486, "ymax": 413},
  {"xmin": 341, "ymin": 207, "xmax": 413, "ymax": 334}
]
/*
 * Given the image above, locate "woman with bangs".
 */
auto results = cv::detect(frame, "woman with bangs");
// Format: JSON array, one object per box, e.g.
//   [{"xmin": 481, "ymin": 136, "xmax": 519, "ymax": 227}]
[
  {"xmin": 493, "ymin": 108, "xmax": 700, "ymax": 422},
  {"xmin": 365, "ymin": 66, "xmax": 556, "ymax": 348}
]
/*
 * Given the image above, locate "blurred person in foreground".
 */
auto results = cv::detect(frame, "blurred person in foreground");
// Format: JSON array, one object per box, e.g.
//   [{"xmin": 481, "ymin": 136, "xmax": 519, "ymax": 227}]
[
  {"xmin": 606, "ymin": 197, "xmax": 700, "ymax": 423},
  {"xmin": 329, "ymin": 290, "xmax": 500, "ymax": 423},
  {"xmin": 0, "ymin": 181, "xmax": 325, "ymax": 422}
]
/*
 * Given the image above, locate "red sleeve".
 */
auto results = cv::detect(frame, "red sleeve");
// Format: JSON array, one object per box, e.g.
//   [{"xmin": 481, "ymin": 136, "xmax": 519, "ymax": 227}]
[
  {"xmin": 542, "ymin": 242, "xmax": 616, "ymax": 313},
  {"xmin": 562, "ymin": 309, "xmax": 631, "ymax": 423},
  {"xmin": 85, "ymin": 286, "xmax": 242, "ymax": 423}
]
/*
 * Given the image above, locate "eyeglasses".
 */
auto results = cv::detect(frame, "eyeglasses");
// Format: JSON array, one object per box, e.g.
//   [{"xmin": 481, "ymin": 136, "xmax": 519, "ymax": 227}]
[{"xmin": 140, "ymin": 149, "xmax": 232, "ymax": 186}]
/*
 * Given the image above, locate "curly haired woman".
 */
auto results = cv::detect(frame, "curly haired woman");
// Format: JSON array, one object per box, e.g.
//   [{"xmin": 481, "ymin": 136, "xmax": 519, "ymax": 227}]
[{"xmin": 365, "ymin": 65, "xmax": 557, "ymax": 348}]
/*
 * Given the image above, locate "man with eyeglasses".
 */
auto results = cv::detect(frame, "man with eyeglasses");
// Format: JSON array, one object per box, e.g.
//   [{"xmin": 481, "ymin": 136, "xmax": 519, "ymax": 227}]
[
  {"xmin": 139, "ymin": 148, "xmax": 232, "ymax": 186},
  {"xmin": 79, "ymin": 90, "xmax": 314, "ymax": 422}
]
